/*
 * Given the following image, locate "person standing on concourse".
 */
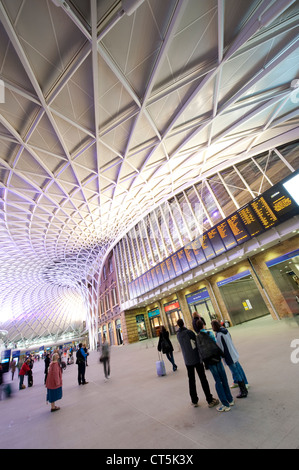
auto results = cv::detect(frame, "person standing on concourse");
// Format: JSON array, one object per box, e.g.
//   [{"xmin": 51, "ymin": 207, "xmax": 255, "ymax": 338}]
[
  {"xmin": 76, "ymin": 343, "xmax": 88, "ymax": 385},
  {"xmin": 176, "ymin": 318, "xmax": 219, "ymax": 409},
  {"xmin": 46, "ymin": 353, "xmax": 63, "ymax": 412}
]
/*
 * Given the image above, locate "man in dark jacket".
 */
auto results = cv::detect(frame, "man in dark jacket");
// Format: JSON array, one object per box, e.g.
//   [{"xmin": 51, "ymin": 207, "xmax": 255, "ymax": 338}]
[{"xmin": 176, "ymin": 318, "xmax": 218, "ymax": 408}]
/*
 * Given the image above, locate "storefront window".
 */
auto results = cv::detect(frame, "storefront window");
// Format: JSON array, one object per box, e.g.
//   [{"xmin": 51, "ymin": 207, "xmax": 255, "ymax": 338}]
[
  {"xmin": 186, "ymin": 288, "xmax": 216, "ymax": 326},
  {"xmin": 148, "ymin": 308, "xmax": 161, "ymax": 337},
  {"xmin": 164, "ymin": 300, "xmax": 182, "ymax": 335}
]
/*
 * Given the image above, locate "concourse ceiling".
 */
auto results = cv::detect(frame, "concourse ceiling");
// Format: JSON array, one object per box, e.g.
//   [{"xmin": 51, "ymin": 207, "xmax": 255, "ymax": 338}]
[{"xmin": 0, "ymin": 0, "xmax": 298, "ymax": 345}]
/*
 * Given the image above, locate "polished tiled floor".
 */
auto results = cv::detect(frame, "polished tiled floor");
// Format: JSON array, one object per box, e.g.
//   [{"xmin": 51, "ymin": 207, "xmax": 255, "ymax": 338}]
[{"xmin": 1, "ymin": 315, "xmax": 299, "ymax": 450}]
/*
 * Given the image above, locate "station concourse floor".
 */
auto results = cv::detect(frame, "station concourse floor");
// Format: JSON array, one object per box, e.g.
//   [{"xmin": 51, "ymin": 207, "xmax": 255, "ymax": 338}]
[{"xmin": 1, "ymin": 315, "xmax": 299, "ymax": 451}]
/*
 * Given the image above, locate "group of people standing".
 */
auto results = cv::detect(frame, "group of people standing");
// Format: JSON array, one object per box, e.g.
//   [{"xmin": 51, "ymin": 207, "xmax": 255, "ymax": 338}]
[{"xmin": 157, "ymin": 312, "xmax": 248, "ymax": 412}]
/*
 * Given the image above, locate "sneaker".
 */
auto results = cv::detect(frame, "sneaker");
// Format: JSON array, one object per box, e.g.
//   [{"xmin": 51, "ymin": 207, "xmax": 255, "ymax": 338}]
[
  {"xmin": 208, "ymin": 398, "xmax": 219, "ymax": 408},
  {"xmin": 216, "ymin": 405, "xmax": 231, "ymax": 412},
  {"xmin": 191, "ymin": 402, "xmax": 199, "ymax": 407},
  {"xmin": 230, "ymin": 383, "xmax": 238, "ymax": 389},
  {"xmin": 229, "ymin": 400, "xmax": 235, "ymax": 406}
]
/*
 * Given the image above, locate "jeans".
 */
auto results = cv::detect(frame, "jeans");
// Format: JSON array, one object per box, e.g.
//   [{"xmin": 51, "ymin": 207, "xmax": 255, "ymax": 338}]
[
  {"xmin": 229, "ymin": 362, "xmax": 248, "ymax": 384},
  {"xmin": 165, "ymin": 351, "xmax": 177, "ymax": 371},
  {"xmin": 209, "ymin": 361, "xmax": 233, "ymax": 407},
  {"xmin": 19, "ymin": 375, "xmax": 25, "ymax": 390},
  {"xmin": 186, "ymin": 362, "xmax": 213, "ymax": 405},
  {"xmin": 77, "ymin": 362, "xmax": 86, "ymax": 384}
]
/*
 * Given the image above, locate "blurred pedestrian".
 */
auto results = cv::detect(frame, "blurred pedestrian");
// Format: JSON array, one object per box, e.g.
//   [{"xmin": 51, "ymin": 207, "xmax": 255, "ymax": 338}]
[
  {"xmin": 9, "ymin": 359, "xmax": 16, "ymax": 380},
  {"xmin": 157, "ymin": 325, "xmax": 177, "ymax": 371},
  {"xmin": 100, "ymin": 336, "xmax": 110, "ymax": 381}
]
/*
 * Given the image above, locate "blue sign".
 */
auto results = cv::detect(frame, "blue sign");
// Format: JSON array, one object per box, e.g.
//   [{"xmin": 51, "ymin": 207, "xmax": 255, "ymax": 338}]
[
  {"xmin": 148, "ymin": 308, "xmax": 160, "ymax": 318},
  {"xmin": 266, "ymin": 249, "xmax": 299, "ymax": 267},
  {"xmin": 186, "ymin": 289, "xmax": 210, "ymax": 304},
  {"xmin": 217, "ymin": 270, "xmax": 250, "ymax": 287}
]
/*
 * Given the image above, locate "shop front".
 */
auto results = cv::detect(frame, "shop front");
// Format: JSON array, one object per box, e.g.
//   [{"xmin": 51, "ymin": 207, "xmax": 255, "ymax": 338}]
[
  {"xmin": 164, "ymin": 300, "xmax": 183, "ymax": 335},
  {"xmin": 148, "ymin": 308, "xmax": 162, "ymax": 337},
  {"xmin": 186, "ymin": 288, "xmax": 216, "ymax": 326},
  {"xmin": 136, "ymin": 314, "xmax": 148, "ymax": 341},
  {"xmin": 115, "ymin": 319, "xmax": 123, "ymax": 345}
]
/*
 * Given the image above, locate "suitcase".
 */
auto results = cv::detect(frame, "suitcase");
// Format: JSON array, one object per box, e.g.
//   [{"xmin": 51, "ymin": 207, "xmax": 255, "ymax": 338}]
[{"xmin": 156, "ymin": 352, "xmax": 166, "ymax": 376}]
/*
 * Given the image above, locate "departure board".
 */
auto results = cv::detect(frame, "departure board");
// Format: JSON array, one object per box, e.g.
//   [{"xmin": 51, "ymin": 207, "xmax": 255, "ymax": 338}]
[
  {"xmin": 166, "ymin": 257, "xmax": 176, "ymax": 279},
  {"xmin": 263, "ymin": 181, "xmax": 299, "ymax": 220},
  {"xmin": 160, "ymin": 260, "xmax": 170, "ymax": 283},
  {"xmin": 199, "ymin": 234, "xmax": 216, "ymax": 260},
  {"xmin": 150, "ymin": 267, "xmax": 159, "ymax": 288},
  {"xmin": 171, "ymin": 252, "xmax": 183, "ymax": 276},
  {"xmin": 191, "ymin": 238, "xmax": 206, "ymax": 265},
  {"xmin": 207, "ymin": 228, "xmax": 226, "ymax": 255},
  {"xmin": 155, "ymin": 264, "xmax": 164, "ymax": 285},
  {"xmin": 134, "ymin": 278, "xmax": 141, "ymax": 296},
  {"xmin": 237, "ymin": 205, "xmax": 263, "ymax": 237},
  {"xmin": 141, "ymin": 274, "xmax": 148, "ymax": 293},
  {"xmin": 250, "ymin": 196, "xmax": 278, "ymax": 229},
  {"xmin": 177, "ymin": 248, "xmax": 190, "ymax": 272},
  {"xmin": 226, "ymin": 213, "xmax": 250, "ymax": 244},
  {"xmin": 146, "ymin": 270, "xmax": 154, "ymax": 290},
  {"xmin": 216, "ymin": 220, "xmax": 238, "ymax": 250},
  {"xmin": 184, "ymin": 244, "xmax": 198, "ymax": 269}
]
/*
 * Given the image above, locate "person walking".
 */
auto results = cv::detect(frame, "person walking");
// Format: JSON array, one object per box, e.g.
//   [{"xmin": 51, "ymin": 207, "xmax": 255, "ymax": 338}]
[
  {"xmin": 76, "ymin": 343, "xmax": 88, "ymax": 385},
  {"xmin": 211, "ymin": 320, "xmax": 248, "ymax": 398},
  {"xmin": 100, "ymin": 336, "xmax": 110, "ymax": 381},
  {"xmin": 196, "ymin": 319, "xmax": 233, "ymax": 412},
  {"xmin": 176, "ymin": 318, "xmax": 219, "ymax": 408},
  {"xmin": 157, "ymin": 325, "xmax": 177, "ymax": 372},
  {"xmin": 45, "ymin": 353, "xmax": 63, "ymax": 412},
  {"xmin": 9, "ymin": 359, "xmax": 16, "ymax": 381}
]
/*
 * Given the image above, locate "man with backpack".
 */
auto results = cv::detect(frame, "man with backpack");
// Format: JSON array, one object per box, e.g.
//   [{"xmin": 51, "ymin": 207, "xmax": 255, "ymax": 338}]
[{"xmin": 195, "ymin": 319, "xmax": 233, "ymax": 412}]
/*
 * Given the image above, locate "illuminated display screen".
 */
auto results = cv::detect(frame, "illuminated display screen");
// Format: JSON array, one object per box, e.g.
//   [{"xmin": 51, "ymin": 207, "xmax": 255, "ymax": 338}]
[
  {"xmin": 216, "ymin": 220, "xmax": 238, "ymax": 249},
  {"xmin": 207, "ymin": 228, "xmax": 226, "ymax": 255},
  {"xmin": 160, "ymin": 260, "xmax": 170, "ymax": 282},
  {"xmin": 199, "ymin": 234, "xmax": 216, "ymax": 260},
  {"xmin": 250, "ymin": 196, "xmax": 278, "ymax": 229},
  {"xmin": 226, "ymin": 213, "xmax": 250, "ymax": 244},
  {"xmin": 237, "ymin": 205, "xmax": 263, "ymax": 237},
  {"xmin": 283, "ymin": 173, "xmax": 299, "ymax": 205},
  {"xmin": 177, "ymin": 248, "xmax": 190, "ymax": 272},
  {"xmin": 171, "ymin": 252, "xmax": 183, "ymax": 276},
  {"xmin": 184, "ymin": 244, "xmax": 198, "ymax": 269},
  {"xmin": 191, "ymin": 238, "xmax": 206, "ymax": 265},
  {"xmin": 128, "ymin": 170, "xmax": 299, "ymax": 298},
  {"xmin": 166, "ymin": 257, "xmax": 176, "ymax": 279}
]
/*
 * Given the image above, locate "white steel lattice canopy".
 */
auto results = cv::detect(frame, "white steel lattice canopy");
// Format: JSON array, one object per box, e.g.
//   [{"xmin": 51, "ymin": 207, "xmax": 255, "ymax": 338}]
[{"xmin": 0, "ymin": 0, "xmax": 298, "ymax": 347}]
